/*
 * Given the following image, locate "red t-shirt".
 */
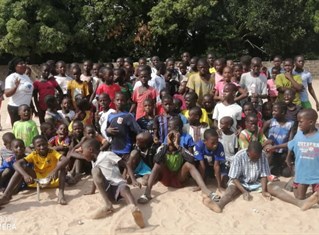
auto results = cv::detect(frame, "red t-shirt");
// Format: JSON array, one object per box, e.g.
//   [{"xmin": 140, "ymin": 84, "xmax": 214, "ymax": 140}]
[
  {"xmin": 96, "ymin": 83, "xmax": 121, "ymax": 109},
  {"xmin": 33, "ymin": 79, "xmax": 59, "ymax": 110},
  {"xmin": 132, "ymin": 87, "xmax": 157, "ymax": 120}
]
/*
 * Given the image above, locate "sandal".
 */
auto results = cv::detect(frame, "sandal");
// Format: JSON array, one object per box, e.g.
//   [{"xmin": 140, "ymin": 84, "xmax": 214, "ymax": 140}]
[
  {"xmin": 137, "ymin": 194, "xmax": 151, "ymax": 204},
  {"xmin": 209, "ymin": 192, "xmax": 221, "ymax": 202}
]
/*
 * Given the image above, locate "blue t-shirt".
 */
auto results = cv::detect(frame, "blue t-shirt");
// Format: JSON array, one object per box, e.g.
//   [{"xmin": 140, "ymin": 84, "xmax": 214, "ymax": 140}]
[
  {"xmin": 288, "ymin": 130, "xmax": 319, "ymax": 184},
  {"xmin": 194, "ymin": 140, "xmax": 226, "ymax": 162},
  {"xmin": 163, "ymin": 133, "xmax": 195, "ymax": 149}
]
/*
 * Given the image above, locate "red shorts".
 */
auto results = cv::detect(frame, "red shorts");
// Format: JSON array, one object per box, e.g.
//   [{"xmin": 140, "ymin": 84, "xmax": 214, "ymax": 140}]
[
  {"xmin": 292, "ymin": 182, "xmax": 319, "ymax": 192},
  {"xmin": 160, "ymin": 166, "xmax": 183, "ymax": 188}
]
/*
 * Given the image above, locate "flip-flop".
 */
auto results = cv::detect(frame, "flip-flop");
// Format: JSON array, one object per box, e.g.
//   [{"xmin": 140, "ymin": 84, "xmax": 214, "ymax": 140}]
[
  {"xmin": 209, "ymin": 192, "xmax": 221, "ymax": 202},
  {"xmin": 137, "ymin": 194, "xmax": 151, "ymax": 204}
]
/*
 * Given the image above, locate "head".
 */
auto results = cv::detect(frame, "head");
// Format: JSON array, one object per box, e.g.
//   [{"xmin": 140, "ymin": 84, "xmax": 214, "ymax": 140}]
[
  {"xmin": 151, "ymin": 56, "xmax": 160, "ymax": 67},
  {"xmin": 84, "ymin": 125, "xmax": 96, "ymax": 139},
  {"xmin": 40, "ymin": 63, "xmax": 51, "ymax": 80},
  {"xmin": 72, "ymin": 120, "xmax": 84, "ymax": 138},
  {"xmin": 226, "ymin": 59, "xmax": 234, "ymax": 68},
  {"xmin": 247, "ymin": 141, "xmax": 263, "ymax": 162},
  {"xmin": 262, "ymin": 102, "xmax": 273, "ymax": 120},
  {"xmin": 188, "ymin": 106, "xmax": 202, "ymax": 125},
  {"xmin": 197, "ymin": 59, "xmax": 209, "ymax": 76},
  {"xmin": 105, "ymin": 62, "xmax": 115, "ymax": 70},
  {"xmin": 207, "ymin": 53, "xmax": 215, "ymax": 67},
  {"xmin": 162, "ymin": 95, "xmax": 174, "ymax": 114},
  {"xmin": 55, "ymin": 61, "xmax": 66, "ymax": 76},
  {"xmin": 178, "ymin": 61, "xmax": 187, "ymax": 75},
  {"xmin": 272, "ymin": 55, "xmax": 282, "ymax": 68},
  {"xmin": 11, "ymin": 139, "xmax": 25, "ymax": 159},
  {"xmin": 136, "ymin": 132, "xmax": 153, "ymax": 151},
  {"xmin": 83, "ymin": 60, "xmax": 93, "ymax": 74},
  {"xmin": 75, "ymin": 94, "xmax": 90, "ymax": 112},
  {"xmin": 2, "ymin": 132, "xmax": 15, "ymax": 150},
  {"xmin": 243, "ymin": 102, "xmax": 256, "ymax": 116},
  {"xmin": 40, "ymin": 122, "xmax": 56, "ymax": 139},
  {"xmin": 297, "ymin": 109, "xmax": 318, "ymax": 134},
  {"xmin": 202, "ymin": 94, "xmax": 214, "ymax": 112},
  {"xmin": 33, "ymin": 135, "xmax": 49, "ymax": 157},
  {"xmin": 240, "ymin": 55, "xmax": 252, "ymax": 72},
  {"xmin": 18, "ymin": 104, "xmax": 31, "ymax": 121},
  {"xmin": 178, "ymin": 81, "xmax": 187, "ymax": 95},
  {"xmin": 71, "ymin": 66, "xmax": 81, "ymax": 81},
  {"xmin": 251, "ymin": 57, "xmax": 262, "ymax": 76},
  {"xmin": 8, "ymin": 57, "xmax": 26, "ymax": 75},
  {"xmin": 113, "ymin": 68, "xmax": 125, "ymax": 84},
  {"xmin": 166, "ymin": 58, "xmax": 175, "ymax": 71},
  {"xmin": 294, "ymin": 55, "xmax": 305, "ymax": 70},
  {"xmin": 181, "ymin": 52, "xmax": 191, "ymax": 65},
  {"xmin": 203, "ymin": 128, "xmax": 219, "ymax": 151},
  {"xmin": 92, "ymin": 63, "xmax": 103, "ymax": 77},
  {"xmin": 283, "ymin": 88, "xmax": 296, "ymax": 105},
  {"xmin": 283, "ymin": 58, "xmax": 294, "ymax": 73},
  {"xmin": 114, "ymin": 92, "xmax": 127, "ymax": 111},
  {"xmin": 143, "ymin": 98, "xmax": 154, "ymax": 115},
  {"xmin": 139, "ymin": 68, "xmax": 151, "ymax": 86},
  {"xmin": 168, "ymin": 116, "xmax": 183, "ymax": 133},
  {"xmin": 164, "ymin": 70, "xmax": 172, "ymax": 82},
  {"xmin": 70, "ymin": 62, "xmax": 80, "ymax": 71},
  {"xmin": 45, "ymin": 95, "xmax": 58, "ymax": 110},
  {"xmin": 245, "ymin": 114, "xmax": 258, "ymax": 132},
  {"xmin": 214, "ymin": 58, "xmax": 226, "ymax": 73},
  {"xmin": 223, "ymin": 83, "xmax": 237, "ymax": 101},
  {"xmin": 222, "ymin": 66, "xmax": 233, "ymax": 81},
  {"xmin": 99, "ymin": 67, "xmax": 114, "ymax": 85},
  {"xmin": 271, "ymin": 67, "xmax": 280, "ymax": 79},
  {"xmin": 61, "ymin": 96, "xmax": 71, "ymax": 112},
  {"xmin": 57, "ymin": 123, "xmax": 68, "ymax": 138},
  {"xmin": 189, "ymin": 57, "xmax": 199, "ymax": 72},
  {"xmin": 185, "ymin": 92, "xmax": 198, "ymax": 109},
  {"xmin": 116, "ymin": 57, "xmax": 124, "ymax": 68},
  {"xmin": 173, "ymin": 98, "xmax": 182, "ymax": 113},
  {"xmin": 81, "ymin": 139, "xmax": 101, "ymax": 161},
  {"xmin": 138, "ymin": 57, "xmax": 147, "ymax": 66},
  {"xmin": 98, "ymin": 93, "xmax": 111, "ymax": 110},
  {"xmin": 233, "ymin": 64, "xmax": 243, "ymax": 79},
  {"xmin": 219, "ymin": 116, "xmax": 234, "ymax": 133},
  {"xmin": 272, "ymin": 102, "xmax": 287, "ymax": 120}
]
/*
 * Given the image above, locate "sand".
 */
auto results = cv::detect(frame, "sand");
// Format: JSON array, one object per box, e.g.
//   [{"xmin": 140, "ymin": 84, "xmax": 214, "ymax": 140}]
[{"xmin": 0, "ymin": 80, "xmax": 319, "ymax": 235}]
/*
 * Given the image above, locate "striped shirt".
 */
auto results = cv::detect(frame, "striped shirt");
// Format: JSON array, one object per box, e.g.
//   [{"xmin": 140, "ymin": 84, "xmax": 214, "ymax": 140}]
[{"xmin": 228, "ymin": 149, "xmax": 270, "ymax": 184}]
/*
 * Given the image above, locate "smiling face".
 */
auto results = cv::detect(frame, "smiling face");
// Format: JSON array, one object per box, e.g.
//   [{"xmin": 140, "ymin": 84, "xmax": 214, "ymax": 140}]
[
  {"xmin": 34, "ymin": 138, "xmax": 49, "ymax": 157},
  {"xmin": 15, "ymin": 60, "xmax": 27, "ymax": 74},
  {"xmin": 245, "ymin": 116, "xmax": 258, "ymax": 132},
  {"xmin": 18, "ymin": 105, "xmax": 31, "ymax": 121},
  {"xmin": 204, "ymin": 135, "xmax": 219, "ymax": 151},
  {"xmin": 283, "ymin": 60, "xmax": 293, "ymax": 73},
  {"xmin": 11, "ymin": 140, "xmax": 25, "ymax": 158},
  {"xmin": 57, "ymin": 124, "xmax": 68, "ymax": 138}
]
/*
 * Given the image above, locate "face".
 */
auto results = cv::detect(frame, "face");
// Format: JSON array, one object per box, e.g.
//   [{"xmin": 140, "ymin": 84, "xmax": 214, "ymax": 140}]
[
  {"xmin": 72, "ymin": 123, "xmax": 84, "ymax": 137},
  {"xmin": 83, "ymin": 61, "xmax": 92, "ymax": 73},
  {"xmin": 251, "ymin": 61, "xmax": 261, "ymax": 75},
  {"xmin": 245, "ymin": 117, "xmax": 258, "ymax": 132},
  {"xmin": 272, "ymin": 105, "xmax": 284, "ymax": 119},
  {"xmin": 57, "ymin": 124, "xmax": 68, "ymax": 137},
  {"xmin": 179, "ymin": 64, "xmax": 187, "ymax": 75},
  {"xmin": 262, "ymin": 104, "xmax": 272, "ymax": 118},
  {"xmin": 182, "ymin": 53, "xmax": 190, "ymax": 63},
  {"xmin": 139, "ymin": 58, "xmax": 146, "ymax": 66},
  {"xmin": 61, "ymin": 98, "xmax": 71, "ymax": 111},
  {"xmin": 72, "ymin": 68, "xmax": 81, "ymax": 80},
  {"xmin": 295, "ymin": 56, "xmax": 304, "ymax": 69},
  {"xmin": 190, "ymin": 58, "xmax": 198, "ymax": 71},
  {"xmin": 204, "ymin": 136, "xmax": 219, "ymax": 151},
  {"xmin": 188, "ymin": 110, "xmax": 201, "ymax": 124},
  {"xmin": 273, "ymin": 57, "xmax": 282, "ymax": 67},
  {"xmin": 283, "ymin": 61, "xmax": 293, "ymax": 73},
  {"xmin": 151, "ymin": 57, "xmax": 159, "ymax": 66},
  {"xmin": 185, "ymin": 95, "xmax": 196, "ymax": 109},
  {"xmin": 41, "ymin": 125, "xmax": 55, "ymax": 139},
  {"xmin": 113, "ymin": 70, "xmax": 122, "ymax": 83},
  {"xmin": 85, "ymin": 128, "xmax": 96, "ymax": 139},
  {"xmin": 139, "ymin": 70, "xmax": 150, "ymax": 85},
  {"xmin": 227, "ymin": 60, "xmax": 234, "ymax": 68},
  {"xmin": 41, "ymin": 65, "xmax": 50, "ymax": 79},
  {"xmin": 202, "ymin": 96, "xmax": 214, "ymax": 110},
  {"xmin": 297, "ymin": 113, "xmax": 314, "ymax": 133},
  {"xmin": 214, "ymin": 61, "xmax": 223, "ymax": 73},
  {"xmin": 99, "ymin": 95, "xmax": 111, "ymax": 109},
  {"xmin": 15, "ymin": 61, "xmax": 27, "ymax": 74},
  {"xmin": 103, "ymin": 70, "xmax": 114, "ymax": 84},
  {"xmin": 143, "ymin": 101, "xmax": 154, "ymax": 114},
  {"xmin": 166, "ymin": 61, "xmax": 175, "ymax": 70},
  {"xmin": 243, "ymin": 104, "xmax": 254, "ymax": 116},
  {"xmin": 56, "ymin": 63, "xmax": 66, "ymax": 75},
  {"xmin": 92, "ymin": 64, "xmax": 100, "ymax": 76},
  {"xmin": 136, "ymin": 137, "xmax": 149, "ymax": 151},
  {"xmin": 222, "ymin": 67, "xmax": 232, "ymax": 81},
  {"xmin": 19, "ymin": 106, "xmax": 31, "ymax": 121},
  {"xmin": 207, "ymin": 54, "xmax": 215, "ymax": 66},
  {"xmin": 34, "ymin": 138, "xmax": 49, "ymax": 157},
  {"xmin": 116, "ymin": 58, "xmax": 124, "ymax": 67},
  {"xmin": 271, "ymin": 68, "xmax": 279, "ymax": 79},
  {"xmin": 222, "ymin": 85, "xmax": 234, "ymax": 100},
  {"xmin": 197, "ymin": 62, "xmax": 209, "ymax": 76},
  {"xmin": 168, "ymin": 120, "xmax": 180, "ymax": 133},
  {"xmin": 283, "ymin": 90, "xmax": 294, "ymax": 104},
  {"xmin": 233, "ymin": 66, "xmax": 243, "ymax": 78},
  {"xmin": 11, "ymin": 141, "xmax": 25, "ymax": 157},
  {"xmin": 162, "ymin": 98, "xmax": 173, "ymax": 113},
  {"xmin": 114, "ymin": 93, "xmax": 127, "ymax": 110},
  {"xmin": 247, "ymin": 150, "xmax": 261, "ymax": 162},
  {"xmin": 178, "ymin": 82, "xmax": 186, "ymax": 94},
  {"xmin": 219, "ymin": 118, "xmax": 231, "ymax": 132}
]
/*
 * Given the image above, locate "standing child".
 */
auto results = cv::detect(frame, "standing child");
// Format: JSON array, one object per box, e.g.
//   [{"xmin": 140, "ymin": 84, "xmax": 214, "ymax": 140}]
[
  {"xmin": 13, "ymin": 104, "xmax": 39, "ymax": 147},
  {"xmin": 54, "ymin": 60, "xmax": 72, "ymax": 95},
  {"xmin": 57, "ymin": 97, "xmax": 75, "ymax": 126},
  {"xmin": 95, "ymin": 93, "xmax": 115, "ymax": 137},
  {"xmin": 267, "ymin": 67, "xmax": 279, "ymax": 104},
  {"xmin": 33, "ymin": 63, "xmax": 63, "ymax": 123},
  {"xmin": 130, "ymin": 68, "xmax": 157, "ymax": 120},
  {"xmin": 137, "ymin": 98, "xmax": 155, "ymax": 133},
  {"xmin": 80, "ymin": 60, "xmax": 93, "ymax": 96},
  {"xmin": 212, "ymin": 58, "xmax": 225, "ymax": 85},
  {"xmin": 232, "ymin": 64, "xmax": 243, "ymax": 84},
  {"xmin": 283, "ymin": 88, "xmax": 302, "ymax": 122}
]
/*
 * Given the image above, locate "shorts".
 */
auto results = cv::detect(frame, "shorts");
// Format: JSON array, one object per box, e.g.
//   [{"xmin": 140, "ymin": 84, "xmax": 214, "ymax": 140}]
[
  {"xmin": 160, "ymin": 165, "xmax": 183, "ymax": 188},
  {"xmin": 301, "ymin": 101, "xmax": 312, "ymax": 109},
  {"xmin": 292, "ymin": 182, "xmax": 319, "ymax": 192},
  {"xmin": 201, "ymin": 160, "xmax": 228, "ymax": 177},
  {"xmin": 228, "ymin": 179, "xmax": 262, "ymax": 192},
  {"xmin": 105, "ymin": 181, "xmax": 127, "ymax": 202}
]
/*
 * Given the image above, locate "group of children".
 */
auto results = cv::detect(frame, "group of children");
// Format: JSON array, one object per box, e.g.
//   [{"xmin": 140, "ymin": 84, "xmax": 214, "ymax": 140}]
[{"xmin": 0, "ymin": 53, "xmax": 319, "ymax": 228}]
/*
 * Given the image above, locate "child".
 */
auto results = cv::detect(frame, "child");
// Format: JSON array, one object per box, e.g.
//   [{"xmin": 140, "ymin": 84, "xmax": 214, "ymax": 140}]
[
  {"xmin": 275, "ymin": 58, "xmax": 303, "ymax": 105},
  {"xmin": 54, "ymin": 60, "xmax": 72, "ymax": 95},
  {"xmin": 156, "ymin": 88, "xmax": 170, "ymax": 115},
  {"xmin": 232, "ymin": 63, "xmax": 243, "ymax": 83},
  {"xmin": 96, "ymin": 67, "xmax": 121, "ymax": 110},
  {"xmin": 57, "ymin": 96, "xmax": 75, "ymax": 126},
  {"xmin": 95, "ymin": 93, "xmax": 115, "ymax": 137},
  {"xmin": 212, "ymin": 58, "xmax": 225, "ymax": 84},
  {"xmin": 48, "ymin": 123, "xmax": 71, "ymax": 156},
  {"xmin": 114, "ymin": 68, "xmax": 133, "ymax": 111},
  {"xmin": 72, "ymin": 139, "xmax": 144, "ymax": 227},
  {"xmin": 267, "ymin": 67, "xmax": 279, "ymax": 104},
  {"xmin": 194, "ymin": 128, "xmax": 228, "ymax": 193},
  {"xmin": 219, "ymin": 116, "xmax": 238, "ymax": 165},
  {"xmin": 184, "ymin": 106, "xmax": 209, "ymax": 143},
  {"xmin": 0, "ymin": 133, "xmax": 16, "ymax": 190},
  {"xmin": 67, "ymin": 66, "xmax": 90, "ymax": 110},
  {"xmin": 214, "ymin": 66, "xmax": 247, "ymax": 102},
  {"xmin": 262, "ymin": 102, "xmax": 273, "ymax": 122},
  {"xmin": 202, "ymin": 94, "xmax": 214, "ymax": 122},
  {"xmin": 13, "ymin": 104, "xmax": 39, "ymax": 147},
  {"xmin": 213, "ymin": 83, "xmax": 242, "ymax": 133},
  {"xmin": 33, "ymin": 63, "xmax": 63, "ymax": 123},
  {"xmin": 173, "ymin": 83, "xmax": 187, "ymax": 111},
  {"xmin": 44, "ymin": 95, "xmax": 64, "ymax": 128},
  {"xmin": 263, "ymin": 102, "xmax": 295, "ymax": 175},
  {"xmin": 130, "ymin": 68, "xmax": 157, "ymax": 120},
  {"xmin": 0, "ymin": 135, "xmax": 69, "ymax": 205},
  {"xmin": 106, "ymin": 92, "xmax": 141, "ymax": 158},
  {"xmin": 137, "ymin": 98, "xmax": 155, "ymax": 133},
  {"xmin": 241, "ymin": 102, "xmax": 263, "ymax": 129},
  {"xmin": 40, "ymin": 122, "xmax": 56, "ymax": 141},
  {"xmin": 137, "ymin": 129, "xmax": 217, "ymax": 212},
  {"xmin": 284, "ymin": 88, "xmax": 302, "ymax": 122}
]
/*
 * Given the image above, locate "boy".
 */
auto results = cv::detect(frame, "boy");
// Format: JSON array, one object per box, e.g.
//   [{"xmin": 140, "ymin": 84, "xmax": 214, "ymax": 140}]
[
  {"xmin": 219, "ymin": 116, "xmax": 238, "ymax": 165},
  {"xmin": 0, "ymin": 133, "xmax": 16, "ymax": 190},
  {"xmin": 0, "ymin": 135, "xmax": 69, "ymax": 205},
  {"xmin": 13, "ymin": 104, "xmax": 39, "ymax": 147},
  {"xmin": 76, "ymin": 139, "xmax": 145, "ymax": 228}
]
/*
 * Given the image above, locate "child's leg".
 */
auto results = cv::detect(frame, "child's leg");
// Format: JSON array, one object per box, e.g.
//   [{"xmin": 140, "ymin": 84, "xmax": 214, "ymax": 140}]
[
  {"xmin": 268, "ymin": 182, "xmax": 319, "ymax": 211},
  {"xmin": 91, "ymin": 167, "xmax": 112, "ymax": 209},
  {"xmin": 293, "ymin": 183, "xmax": 308, "ymax": 200},
  {"xmin": 143, "ymin": 163, "xmax": 162, "ymax": 199},
  {"xmin": 0, "ymin": 168, "xmax": 14, "ymax": 189},
  {"xmin": 38, "ymin": 109, "xmax": 45, "ymax": 124},
  {"xmin": 57, "ymin": 168, "xmax": 67, "ymax": 205}
]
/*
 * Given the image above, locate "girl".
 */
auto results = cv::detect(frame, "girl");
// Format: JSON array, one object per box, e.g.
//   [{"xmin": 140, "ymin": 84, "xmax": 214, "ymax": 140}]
[
  {"xmin": 267, "ymin": 67, "xmax": 279, "ymax": 104},
  {"xmin": 241, "ymin": 102, "xmax": 263, "ymax": 129}
]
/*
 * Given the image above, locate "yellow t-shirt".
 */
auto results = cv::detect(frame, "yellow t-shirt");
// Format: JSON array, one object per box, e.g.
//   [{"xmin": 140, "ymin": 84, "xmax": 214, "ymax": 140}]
[
  {"xmin": 186, "ymin": 73, "xmax": 215, "ymax": 105},
  {"xmin": 67, "ymin": 80, "xmax": 89, "ymax": 107},
  {"xmin": 275, "ymin": 74, "xmax": 302, "ymax": 105},
  {"xmin": 182, "ymin": 108, "xmax": 212, "ymax": 126},
  {"xmin": 209, "ymin": 67, "xmax": 216, "ymax": 74},
  {"xmin": 24, "ymin": 149, "xmax": 62, "ymax": 187}
]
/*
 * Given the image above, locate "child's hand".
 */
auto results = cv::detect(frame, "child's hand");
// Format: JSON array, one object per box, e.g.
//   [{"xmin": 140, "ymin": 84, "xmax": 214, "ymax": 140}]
[
  {"xmin": 14, "ymin": 78, "xmax": 21, "ymax": 87},
  {"xmin": 23, "ymin": 174, "xmax": 33, "ymax": 184},
  {"xmin": 167, "ymin": 131, "xmax": 174, "ymax": 146},
  {"xmin": 132, "ymin": 180, "xmax": 142, "ymax": 188},
  {"xmin": 262, "ymin": 191, "xmax": 273, "ymax": 201},
  {"xmin": 243, "ymin": 192, "xmax": 252, "ymax": 201},
  {"xmin": 173, "ymin": 131, "xmax": 180, "ymax": 149}
]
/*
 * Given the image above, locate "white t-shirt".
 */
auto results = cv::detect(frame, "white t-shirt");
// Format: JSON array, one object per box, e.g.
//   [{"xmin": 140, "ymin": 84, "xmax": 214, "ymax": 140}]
[
  {"xmin": 92, "ymin": 151, "xmax": 126, "ymax": 185},
  {"xmin": 54, "ymin": 75, "xmax": 72, "ymax": 94},
  {"xmin": 57, "ymin": 110, "xmax": 75, "ymax": 125},
  {"xmin": 99, "ymin": 109, "xmax": 116, "ymax": 140},
  {"xmin": 219, "ymin": 132, "xmax": 238, "ymax": 163},
  {"xmin": 5, "ymin": 73, "xmax": 33, "ymax": 106},
  {"xmin": 239, "ymin": 72, "xmax": 267, "ymax": 96},
  {"xmin": 213, "ymin": 102, "xmax": 242, "ymax": 131}
]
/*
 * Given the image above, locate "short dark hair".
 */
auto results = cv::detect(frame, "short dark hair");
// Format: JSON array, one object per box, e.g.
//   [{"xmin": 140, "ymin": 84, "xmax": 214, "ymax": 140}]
[
  {"xmin": 32, "ymin": 135, "xmax": 48, "ymax": 144},
  {"xmin": 82, "ymin": 139, "xmax": 101, "ymax": 150},
  {"xmin": 247, "ymin": 141, "xmax": 263, "ymax": 153},
  {"xmin": 204, "ymin": 128, "xmax": 218, "ymax": 140}
]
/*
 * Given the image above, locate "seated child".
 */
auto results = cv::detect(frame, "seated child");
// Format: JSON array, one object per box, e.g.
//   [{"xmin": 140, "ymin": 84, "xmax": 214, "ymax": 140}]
[
  {"xmin": 219, "ymin": 116, "xmax": 238, "ymax": 165},
  {"xmin": 137, "ymin": 129, "xmax": 218, "ymax": 212},
  {"xmin": 0, "ymin": 133, "xmax": 16, "ymax": 190},
  {"xmin": 194, "ymin": 128, "xmax": 228, "ymax": 193},
  {"xmin": 241, "ymin": 102, "xmax": 263, "ymax": 129},
  {"xmin": 72, "ymin": 139, "xmax": 145, "ymax": 228},
  {"xmin": 0, "ymin": 135, "xmax": 69, "ymax": 205},
  {"xmin": 13, "ymin": 104, "xmax": 39, "ymax": 147},
  {"xmin": 44, "ymin": 95, "xmax": 64, "ymax": 128},
  {"xmin": 284, "ymin": 88, "xmax": 302, "ymax": 122},
  {"xmin": 48, "ymin": 123, "xmax": 71, "ymax": 156},
  {"xmin": 137, "ymin": 98, "xmax": 155, "ymax": 133},
  {"xmin": 57, "ymin": 97, "xmax": 75, "ymax": 126}
]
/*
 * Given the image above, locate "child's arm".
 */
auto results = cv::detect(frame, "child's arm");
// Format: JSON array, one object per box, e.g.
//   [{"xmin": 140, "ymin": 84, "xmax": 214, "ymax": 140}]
[
  {"xmin": 129, "ymin": 102, "xmax": 137, "ymax": 114},
  {"xmin": 13, "ymin": 159, "xmax": 33, "ymax": 183},
  {"xmin": 234, "ymin": 87, "xmax": 248, "ymax": 102},
  {"xmin": 47, "ymin": 155, "xmax": 70, "ymax": 181},
  {"xmin": 214, "ymin": 160, "xmax": 222, "ymax": 189},
  {"xmin": 308, "ymin": 83, "xmax": 319, "ymax": 111},
  {"xmin": 262, "ymin": 120, "xmax": 271, "ymax": 136},
  {"xmin": 32, "ymin": 88, "xmax": 40, "ymax": 112},
  {"xmin": 118, "ymin": 158, "xmax": 141, "ymax": 188},
  {"xmin": 285, "ymin": 73, "xmax": 303, "ymax": 92}
]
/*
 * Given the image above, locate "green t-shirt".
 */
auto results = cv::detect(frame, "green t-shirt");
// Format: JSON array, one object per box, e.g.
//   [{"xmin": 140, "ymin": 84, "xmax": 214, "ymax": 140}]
[
  {"xmin": 13, "ymin": 120, "xmax": 39, "ymax": 147},
  {"xmin": 165, "ymin": 152, "xmax": 184, "ymax": 172}
]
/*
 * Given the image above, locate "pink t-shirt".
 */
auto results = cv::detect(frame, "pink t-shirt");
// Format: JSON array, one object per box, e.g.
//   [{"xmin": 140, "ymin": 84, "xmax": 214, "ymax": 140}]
[
  {"xmin": 33, "ymin": 79, "xmax": 59, "ymax": 110},
  {"xmin": 267, "ymin": 79, "xmax": 278, "ymax": 97},
  {"xmin": 173, "ymin": 94, "xmax": 187, "ymax": 110},
  {"xmin": 214, "ymin": 72, "xmax": 223, "ymax": 84},
  {"xmin": 96, "ymin": 83, "xmax": 121, "ymax": 109},
  {"xmin": 132, "ymin": 87, "xmax": 157, "ymax": 120},
  {"xmin": 215, "ymin": 80, "xmax": 240, "ymax": 96}
]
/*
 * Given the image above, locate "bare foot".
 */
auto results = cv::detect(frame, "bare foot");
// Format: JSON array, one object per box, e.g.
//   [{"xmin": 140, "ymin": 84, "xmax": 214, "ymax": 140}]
[
  {"xmin": 300, "ymin": 192, "xmax": 319, "ymax": 211},
  {"xmin": 57, "ymin": 194, "xmax": 67, "ymax": 205},
  {"xmin": 0, "ymin": 195, "xmax": 10, "ymax": 206},
  {"xmin": 131, "ymin": 206, "xmax": 145, "ymax": 228},
  {"xmin": 202, "ymin": 195, "xmax": 222, "ymax": 213},
  {"xmin": 90, "ymin": 206, "xmax": 114, "ymax": 219},
  {"xmin": 192, "ymin": 186, "xmax": 201, "ymax": 192}
]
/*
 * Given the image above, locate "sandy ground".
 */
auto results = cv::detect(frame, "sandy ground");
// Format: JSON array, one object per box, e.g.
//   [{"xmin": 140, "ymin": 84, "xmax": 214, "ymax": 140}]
[{"xmin": 0, "ymin": 80, "xmax": 318, "ymax": 235}]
